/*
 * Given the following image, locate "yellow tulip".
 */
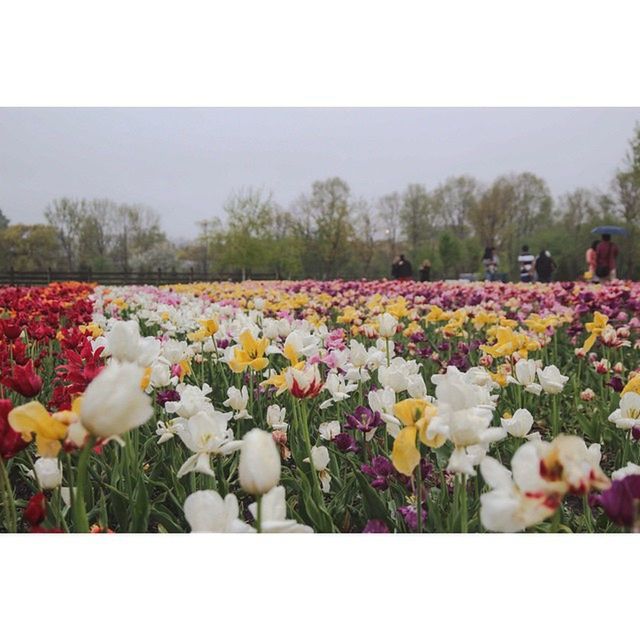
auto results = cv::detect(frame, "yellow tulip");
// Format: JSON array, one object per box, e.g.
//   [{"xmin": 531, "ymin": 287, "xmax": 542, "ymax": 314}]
[
  {"xmin": 8, "ymin": 401, "xmax": 68, "ymax": 457},
  {"xmin": 391, "ymin": 398, "xmax": 443, "ymax": 476},
  {"xmin": 622, "ymin": 375, "xmax": 640, "ymax": 396},
  {"xmin": 228, "ymin": 329, "xmax": 270, "ymax": 373},
  {"xmin": 583, "ymin": 311, "xmax": 609, "ymax": 352},
  {"xmin": 187, "ymin": 317, "xmax": 219, "ymax": 342}
]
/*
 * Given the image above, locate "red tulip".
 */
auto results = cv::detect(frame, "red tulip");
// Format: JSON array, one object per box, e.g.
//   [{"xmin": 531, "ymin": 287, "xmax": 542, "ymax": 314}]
[
  {"xmin": 1, "ymin": 320, "xmax": 22, "ymax": 341},
  {"xmin": 1, "ymin": 360, "xmax": 43, "ymax": 398},
  {"xmin": 0, "ymin": 398, "xmax": 28, "ymax": 459},
  {"xmin": 24, "ymin": 492, "xmax": 46, "ymax": 526}
]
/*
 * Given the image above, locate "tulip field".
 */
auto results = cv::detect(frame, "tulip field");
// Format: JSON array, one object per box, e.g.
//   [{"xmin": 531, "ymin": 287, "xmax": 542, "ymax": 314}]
[{"xmin": 1, "ymin": 278, "xmax": 640, "ymax": 534}]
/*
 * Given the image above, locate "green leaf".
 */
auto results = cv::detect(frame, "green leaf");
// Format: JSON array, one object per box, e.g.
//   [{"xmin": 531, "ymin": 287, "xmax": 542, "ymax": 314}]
[{"xmin": 130, "ymin": 474, "xmax": 150, "ymax": 533}]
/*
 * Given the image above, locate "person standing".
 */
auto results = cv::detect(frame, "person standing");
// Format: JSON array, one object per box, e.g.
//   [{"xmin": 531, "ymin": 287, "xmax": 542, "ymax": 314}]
[
  {"xmin": 518, "ymin": 244, "xmax": 535, "ymax": 283},
  {"xmin": 391, "ymin": 255, "xmax": 401, "ymax": 279},
  {"xmin": 419, "ymin": 259, "xmax": 431, "ymax": 282},
  {"xmin": 595, "ymin": 233, "xmax": 619, "ymax": 281},
  {"xmin": 395, "ymin": 254, "xmax": 413, "ymax": 281},
  {"xmin": 482, "ymin": 246, "xmax": 498, "ymax": 281},
  {"xmin": 585, "ymin": 240, "xmax": 599, "ymax": 278},
  {"xmin": 534, "ymin": 249, "xmax": 556, "ymax": 283}
]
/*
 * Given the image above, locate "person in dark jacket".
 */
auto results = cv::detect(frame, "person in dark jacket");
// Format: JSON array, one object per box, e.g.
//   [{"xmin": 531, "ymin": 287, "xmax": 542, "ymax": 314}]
[
  {"xmin": 397, "ymin": 254, "xmax": 413, "ymax": 280},
  {"xmin": 419, "ymin": 259, "xmax": 431, "ymax": 282},
  {"xmin": 391, "ymin": 256, "xmax": 400, "ymax": 279},
  {"xmin": 534, "ymin": 249, "xmax": 556, "ymax": 283}
]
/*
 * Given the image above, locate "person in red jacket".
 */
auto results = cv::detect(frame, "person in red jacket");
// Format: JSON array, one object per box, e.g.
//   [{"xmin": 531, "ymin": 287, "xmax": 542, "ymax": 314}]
[{"xmin": 595, "ymin": 234, "xmax": 619, "ymax": 282}]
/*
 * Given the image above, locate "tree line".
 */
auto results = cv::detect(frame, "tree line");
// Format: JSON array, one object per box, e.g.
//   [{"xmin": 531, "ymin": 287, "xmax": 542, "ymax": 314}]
[{"xmin": 2, "ymin": 123, "xmax": 640, "ymax": 281}]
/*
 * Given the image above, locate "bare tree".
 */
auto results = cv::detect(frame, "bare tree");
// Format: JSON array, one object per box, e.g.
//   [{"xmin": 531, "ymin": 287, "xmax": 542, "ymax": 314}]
[
  {"xmin": 377, "ymin": 192, "xmax": 402, "ymax": 260},
  {"xmin": 44, "ymin": 197, "xmax": 86, "ymax": 270},
  {"xmin": 399, "ymin": 184, "xmax": 431, "ymax": 256}
]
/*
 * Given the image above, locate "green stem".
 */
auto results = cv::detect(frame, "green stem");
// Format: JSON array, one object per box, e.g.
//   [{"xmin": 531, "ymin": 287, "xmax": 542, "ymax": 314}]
[
  {"xmin": 551, "ymin": 394, "xmax": 559, "ymax": 438},
  {"xmin": 73, "ymin": 437, "xmax": 96, "ymax": 533},
  {"xmin": 298, "ymin": 400, "xmax": 323, "ymax": 504},
  {"xmin": 256, "ymin": 494, "xmax": 263, "ymax": 533},
  {"xmin": 583, "ymin": 494, "xmax": 593, "ymax": 533},
  {"xmin": 459, "ymin": 474, "xmax": 468, "ymax": 533},
  {"xmin": 415, "ymin": 451, "xmax": 423, "ymax": 534},
  {"xmin": 0, "ymin": 457, "xmax": 17, "ymax": 533}
]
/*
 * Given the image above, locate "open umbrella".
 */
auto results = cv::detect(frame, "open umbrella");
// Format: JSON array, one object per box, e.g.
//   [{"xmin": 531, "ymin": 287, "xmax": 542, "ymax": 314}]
[{"xmin": 591, "ymin": 225, "xmax": 628, "ymax": 236}]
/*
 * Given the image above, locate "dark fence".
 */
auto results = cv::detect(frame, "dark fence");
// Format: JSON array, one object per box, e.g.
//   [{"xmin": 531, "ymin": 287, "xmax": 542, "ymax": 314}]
[{"xmin": 0, "ymin": 268, "xmax": 279, "ymax": 286}]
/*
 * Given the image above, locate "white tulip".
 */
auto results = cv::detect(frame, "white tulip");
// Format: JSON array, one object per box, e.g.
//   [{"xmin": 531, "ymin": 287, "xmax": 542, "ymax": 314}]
[
  {"xmin": 104, "ymin": 320, "xmax": 141, "ymax": 362},
  {"xmin": 407, "ymin": 374, "xmax": 427, "ymax": 399},
  {"xmin": 501, "ymin": 408, "xmax": 534, "ymax": 438},
  {"xmin": 510, "ymin": 359, "xmax": 543, "ymax": 395},
  {"xmin": 537, "ymin": 365, "xmax": 569, "ymax": 394},
  {"xmin": 611, "ymin": 462, "xmax": 640, "ymax": 480},
  {"xmin": 318, "ymin": 420, "xmax": 341, "ymax": 441},
  {"xmin": 479, "ymin": 457, "xmax": 556, "ymax": 532},
  {"xmin": 176, "ymin": 410, "xmax": 240, "ymax": 477},
  {"xmin": 34, "ymin": 457, "xmax": 63, "ymax": 489},
  {"xmin": 306, "ymin": 445, "xmax": 331, "ymax": 493},
  {"xmin": 184, "ymin": 491, "xmax": 254, "ymax": 533},
  {"xmin": 348, "ymin": 340, "xmax": 369, "ymax": 368},
  {"xmin": 377, "ymin": 313, "xmax": 398, "ymax": 338},
  {"xmin": 149, "ymin": 360, "xmax": 172, "ymax": 388},
  {"xmin": 319, "ymin": 372, "xmax": 358, "ymax": 409},
  {"xmin": 248, "ymin": 486, "xmax": 313, "ymax": 533},
  {"xmin": 165, "ymin": 383, "xmax": 213, "ymax": 418},
  {"xmin": 266, "ymin": 404, "xmax": 288, "ymax": 430},
  {"xmin": 608, "ymin": 392, "xmax": 640, "ymax": 430},
  {"xmin": 378, "ymin": 357, "xmax": 422, "ymax": 393},
  {"xmin": 223, "ymin": 385, "xmax": 252, "ymax": 420},
  {"xmin": 368, "ymin": 388, "xmax": 401, "ymax": 438},
  {"xmin": 79, "ymin": 362, "xmax": 153, "ymax": 439},
  {"xmin": 239, "ymin": 429, "xmax": 281, "ymax": 495}
]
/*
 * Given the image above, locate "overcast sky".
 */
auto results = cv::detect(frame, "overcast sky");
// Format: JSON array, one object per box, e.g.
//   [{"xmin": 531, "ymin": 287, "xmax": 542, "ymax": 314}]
[{"xmin": 2, "ymin": 107, "xmax": 639, "ymax": 239}]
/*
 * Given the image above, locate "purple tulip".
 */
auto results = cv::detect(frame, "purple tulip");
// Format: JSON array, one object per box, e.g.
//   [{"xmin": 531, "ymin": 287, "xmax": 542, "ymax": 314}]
[
  {"xmin": 363, "ymin": 519, "xmax": 390, "ymax": 533},
  {"xmin": 156, "ymin": 389, "xmax": 180, "ymax": 407},
  {"xmin": 345, "ymin": 406, "xmax": 384, "ymax": 433},
  {"xmin": 608, "ymin": 377, "xmax": 624, "ymax": 393},
  {"xmin": 362, "ymin": 455, "xmax": 395, "ymax": 490},
  {"xmin": 398, "ymin": 504, "xmax": 426, "ymax": 532},
  {"xmin": 334, "ymin": 433, "xmax": 360, "ymax": 453},
  {"xmin": 595, "ymin": 476, "xmax": 640, "ymax": 528}
]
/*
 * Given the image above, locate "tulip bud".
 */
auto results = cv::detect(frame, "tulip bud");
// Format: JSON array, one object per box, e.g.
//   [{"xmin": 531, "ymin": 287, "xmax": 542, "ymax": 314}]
[
  {"xmin": 377, "ymin": 313, "xmax": 398, "ymax": 338},
  {"xmin": 79, "ymin": 362, "xmax": 153, "ymax": 438},
  {"xmin": 239, "ymin": 428, "xmax": 281, "ymax": 495},
  {"xmin": 34, "ymin": 457, "xmax": 63, "ymax": 489},
  {"xmin": 580, "ymin": 388, "xmax": 596, "ymax": 402},
  {"xmin": 24, "ymin": 492, "xmax": 46, "ymax": 526}
]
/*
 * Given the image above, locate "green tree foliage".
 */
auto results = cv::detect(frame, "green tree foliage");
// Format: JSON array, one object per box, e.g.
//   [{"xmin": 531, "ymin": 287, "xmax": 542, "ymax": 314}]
[{"xmin": 0, "ymin": 224, "xmax": 63, "ymax": 270}]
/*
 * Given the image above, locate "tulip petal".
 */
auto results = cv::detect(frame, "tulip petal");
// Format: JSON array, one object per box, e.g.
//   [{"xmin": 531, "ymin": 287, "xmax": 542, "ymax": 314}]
[{"xmin": 391, "ymin": 426, "xmax": 420, "ymax": 475}]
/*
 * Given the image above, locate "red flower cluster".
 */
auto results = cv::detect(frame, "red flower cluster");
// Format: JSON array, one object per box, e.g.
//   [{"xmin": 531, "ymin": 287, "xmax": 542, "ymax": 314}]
[
  {"xmin": 50, "ymin": 339, "xmax": 105, "ymax": 411},
  {"xmin": 0, "ymin": 282, "xmax": 95, "ymax": 403}
]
